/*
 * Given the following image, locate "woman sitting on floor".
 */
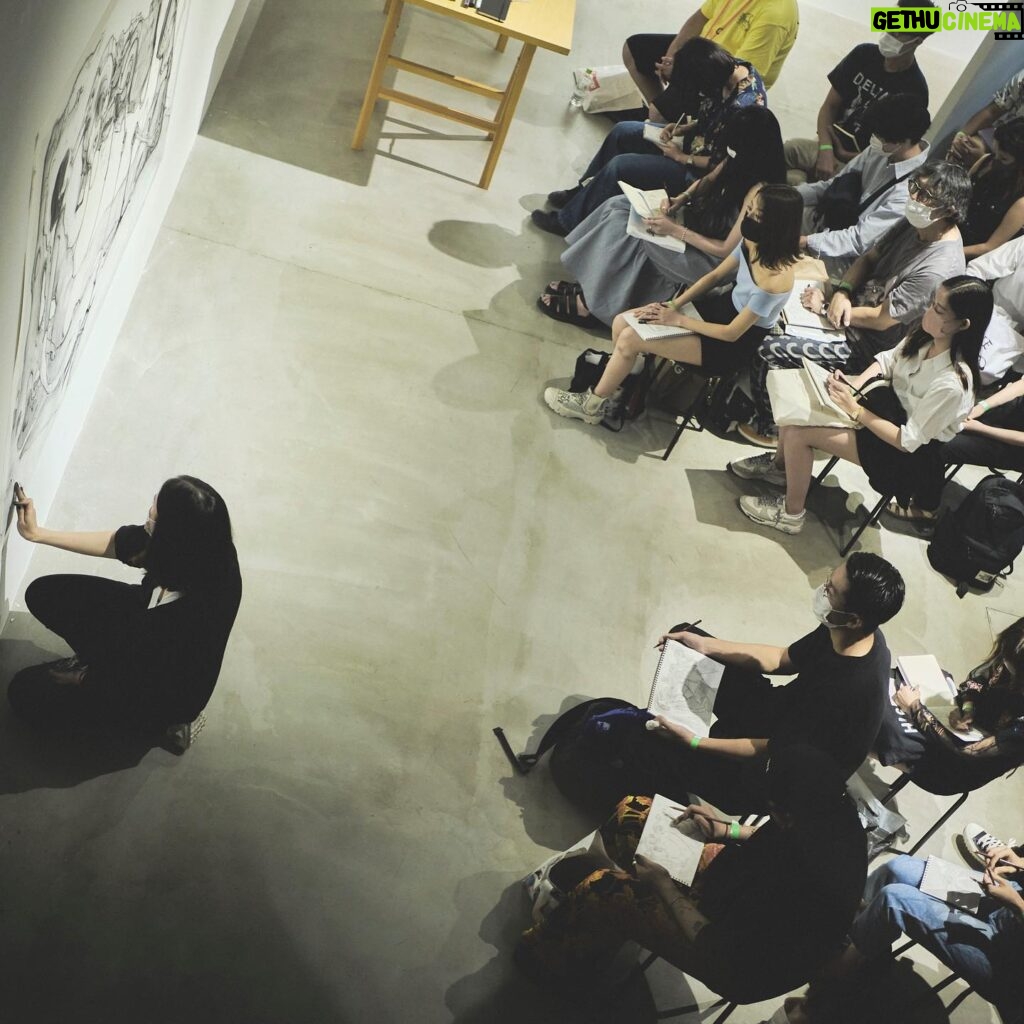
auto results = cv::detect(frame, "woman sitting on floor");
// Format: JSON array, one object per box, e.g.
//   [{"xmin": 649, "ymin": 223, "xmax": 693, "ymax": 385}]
[
  {"xmin": 542, "ymin": 183, "xmax": 802, "ymax": 426},
  {"xmin": 872, "ymin": 615, "xmax": 1024, "ymax": 794},
  {"xmin": 537, "ymin": 107, "xmax": 786, "ymax": 329},
  {"xmin": 729, "ymin": 276, "xmax": 992, "ymax": 535},
  {"xmin": 8, "ymin": 477, "xmax": 242, "ymax": 735},
  {"xmin": 515, "ymin": 745, "xmax": 867, "ymax": 1007}
]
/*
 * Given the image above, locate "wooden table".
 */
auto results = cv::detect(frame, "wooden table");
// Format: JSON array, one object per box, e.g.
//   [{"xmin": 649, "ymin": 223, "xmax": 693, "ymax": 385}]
[{"xmin": 352, "ymin": 0, "xmax": 576, "ymax": 189}]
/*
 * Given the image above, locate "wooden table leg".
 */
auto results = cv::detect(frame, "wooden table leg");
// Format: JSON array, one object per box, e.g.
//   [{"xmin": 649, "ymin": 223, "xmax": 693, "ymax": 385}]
[
  {"xmin": 352, "ymin": 0, "xmax": 405, "ymax": 149},
  {"xmin": 478, "ymin": 42, "xmax": 534, "ymax": 188},
  {"xmin": 495, "ymin": 33, "xmax": 508, "ymax": 53}
]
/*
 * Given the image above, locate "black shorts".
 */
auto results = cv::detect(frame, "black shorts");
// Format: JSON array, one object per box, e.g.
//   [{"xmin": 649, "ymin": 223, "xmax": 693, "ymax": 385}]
[
  {"xmin": 693, "ymin": 290, "xmax": 770, "ymax": 378},
  {"xmin": 624, "ymin": 33, "xmax": 689, "ymax": 122}
]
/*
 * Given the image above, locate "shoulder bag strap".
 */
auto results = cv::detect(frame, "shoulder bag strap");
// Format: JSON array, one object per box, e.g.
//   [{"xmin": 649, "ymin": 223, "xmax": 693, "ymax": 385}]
[{"xmin": 858, "ymin": 167, "xmax": 917, "ymax": 215}]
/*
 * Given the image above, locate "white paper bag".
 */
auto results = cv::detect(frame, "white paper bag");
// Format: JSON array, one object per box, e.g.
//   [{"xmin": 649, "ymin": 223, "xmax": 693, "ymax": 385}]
[{"xmin": 573, "ymin": 65, "xmax": 644, "ymax": 114}]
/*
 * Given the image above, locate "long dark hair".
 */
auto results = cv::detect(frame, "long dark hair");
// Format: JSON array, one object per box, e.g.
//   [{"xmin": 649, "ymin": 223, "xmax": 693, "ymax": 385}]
[
  {"xmin": 900, "ymin": 275, "xmax": 991, "ymax": 393},
  {"xmin": 146, "ymin": 476, "xmax": 234, "ymax": 591},
  {"xmin": 751, "ymin": 184, "xmax": 802, "ymax": 271},
  {"xmin": 971, "ymin": 616, "xmax": 1024, "ymax": 689},
  {"xmin": 989, "ymin": 116, "xmax": 1024, "ymax": 199},
  {"xmin": 668, "ymin": 36, "xmax": 736, "ymax": 109},
  {"xmin": 687, "ymin": 108, "xmax": 785, "ymax": 239}
]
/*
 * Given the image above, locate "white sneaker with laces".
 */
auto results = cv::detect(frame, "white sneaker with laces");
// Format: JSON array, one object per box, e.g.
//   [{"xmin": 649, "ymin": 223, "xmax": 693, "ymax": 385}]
[
  {"xmin": 543, "ymin": 386, "xmax": 608, "ymax": 425},
  {"xmin": 739, "ymin": 493, "xmax": 805, "ymax": 534},
  {"xmin": 728, "ymin": 451, "xmax": 787, "ymax": 487},
  {"xmin": 961, "ymin": 821, "xmax": 1017, "ymax": 867}
]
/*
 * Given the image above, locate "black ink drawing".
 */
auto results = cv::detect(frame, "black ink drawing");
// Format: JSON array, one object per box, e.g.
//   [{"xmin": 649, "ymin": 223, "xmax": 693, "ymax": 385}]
[{"xmin": 10, "ymin": 0, "xmax": 187, "ymax": 464}]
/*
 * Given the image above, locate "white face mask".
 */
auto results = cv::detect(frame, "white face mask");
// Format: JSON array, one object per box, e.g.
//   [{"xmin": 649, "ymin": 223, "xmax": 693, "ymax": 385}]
[
  {"xmin": 812, "ymin": 583, "xmax": 854, "ymax": 629},
  {"xmin": 868, "ymin": 134, "xmax": 890, "ymax": 154},
  {"xmin": 878, "ymin": 33, "xmax": 913, "ymax": 58},
  {"xmin": 905, "ymin": 196, "xmax": 938, "ymax": 229},
  {"xmin": 726, "ymin": 145, "xmax": 737, "ymax": 159}
]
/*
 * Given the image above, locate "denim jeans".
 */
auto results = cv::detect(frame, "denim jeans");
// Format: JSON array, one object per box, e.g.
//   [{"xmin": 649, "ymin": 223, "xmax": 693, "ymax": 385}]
[
  {"xmin": 558, "ymin": 121, "xmax": 696, "ymax": 232},
  {"xmin": 849, "ymin": 855, "xmax": 1024, "ymax": 1019}
]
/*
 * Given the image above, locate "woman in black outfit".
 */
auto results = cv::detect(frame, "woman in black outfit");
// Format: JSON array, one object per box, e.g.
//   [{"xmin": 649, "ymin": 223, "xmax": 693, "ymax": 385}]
[{"xmin": 8, "ymin": 476, "xmax": 241, "ymax": 734}]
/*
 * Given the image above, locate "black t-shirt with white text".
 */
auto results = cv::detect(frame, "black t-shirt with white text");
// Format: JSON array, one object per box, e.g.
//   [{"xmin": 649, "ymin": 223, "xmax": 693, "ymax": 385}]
[{"xmin": 828, "ymin": 44, "xmax": 929, "ymax": 155}]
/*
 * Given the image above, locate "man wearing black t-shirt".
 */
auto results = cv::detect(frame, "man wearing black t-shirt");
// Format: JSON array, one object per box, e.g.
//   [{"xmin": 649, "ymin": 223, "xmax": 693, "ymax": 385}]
[
  {"xmin": 785, "ymin": 17, "xmax": 931, "ymax": 186},
  {"xmin": 641, "ymin": 552, "xmax": 906, "ymax": 812}
]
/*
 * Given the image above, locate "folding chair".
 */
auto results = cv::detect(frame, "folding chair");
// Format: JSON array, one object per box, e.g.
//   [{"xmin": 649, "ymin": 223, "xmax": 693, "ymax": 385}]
[
  {"xmin": 879, "ymin": 772, "xmax": 969, "ymax": 858},
  {"xmin": 650, "ymin": 360, "xmax": 736, "ymax": 462},
  {"xmin": 892, "ymin": 939, "xmax": 978, "ymax": 1016}
]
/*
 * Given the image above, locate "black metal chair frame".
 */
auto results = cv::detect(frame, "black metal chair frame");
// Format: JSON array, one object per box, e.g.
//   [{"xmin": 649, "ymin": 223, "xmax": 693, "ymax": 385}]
[
  {"xmin": 891, "ymin": 938, "xmax": 978, "ymax": 1016},
  {"xmin": 643, "ymin": 357, "xmax": 735, "ymax": 462},
  {"xmin": 879, "ymin": 771, "xmax": 970, "ymax": 859},
  {"xmin": 812, "ymin": 457, "xmax": 1024, "ymax": 557},
  {"xmin": 635, "ymin": 954, "xmax": 737, "ymax": 1023}
]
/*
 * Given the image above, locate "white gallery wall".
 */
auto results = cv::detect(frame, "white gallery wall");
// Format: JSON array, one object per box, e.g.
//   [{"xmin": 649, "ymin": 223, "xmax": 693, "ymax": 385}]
[{"xmin": 0, "ymin": 0, "xmax": 249, "ymax": 621}]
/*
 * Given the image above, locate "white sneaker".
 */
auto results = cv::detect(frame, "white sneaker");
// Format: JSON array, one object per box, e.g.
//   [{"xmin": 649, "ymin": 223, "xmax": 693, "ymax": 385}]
[
  {"xmin": 729, "ymin": 451, "xmax": 787, "ymax": 487},
  {"xmin": 543, "ymin": 386, "xmax": 608, "ymax": 425},
  {"xmin": 961, "ymin": 822, "xmax": 1017, "ymax": 867},
  {"xmin": 739, "ymin": 493, "xmax": 805, "ymax": 534}
]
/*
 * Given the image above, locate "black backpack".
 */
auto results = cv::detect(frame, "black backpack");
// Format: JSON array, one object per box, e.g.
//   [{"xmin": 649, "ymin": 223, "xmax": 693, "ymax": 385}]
[
  {"xmin": 569, "ymin": 349, "xmax": 652, "ymax": 431},
  {"xmin": 927, "ymin": 474, "xmax": 1024, "ymax": 597}
]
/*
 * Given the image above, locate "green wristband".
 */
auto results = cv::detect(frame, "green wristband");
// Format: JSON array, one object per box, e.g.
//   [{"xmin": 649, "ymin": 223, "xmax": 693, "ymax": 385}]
[
  {"xmin": 690, "ymin": 734, "xmax": 701, "ymax": 750},
  {"xmin": 728, "ymin": 821, "xmax": 741, "ymax": 840},
  {"xmin": 836, "ymin": 281, "xmax": 854, "ymax": 295},
  {"xmin": 962, "ymin": 701, "xmax": 976, "ymax": 714},
  {"xmin": 980, "ymin": 401, "xmax": 991, "ymax": 413},
  {"xmin": 818, "ymin": 144, "xmax": 833, "ymax": 151}
]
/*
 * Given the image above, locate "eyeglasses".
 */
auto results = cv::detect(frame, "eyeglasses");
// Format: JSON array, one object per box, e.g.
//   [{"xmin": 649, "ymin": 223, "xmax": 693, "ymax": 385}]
[{"xmin": 908, "ymin": 179, "xmax": 940, "ymax": 205}]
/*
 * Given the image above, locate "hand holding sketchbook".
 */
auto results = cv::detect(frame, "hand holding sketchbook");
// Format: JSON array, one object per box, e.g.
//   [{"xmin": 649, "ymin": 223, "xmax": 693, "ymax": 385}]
[
  {"xmin": 646, "ymin": 639, "xmax": 724, "ymax": 736},
  {"xmin": 766, "ymin": 357, "xmax": 859, "ymax": 429},
  {"xmin": 635, "ymin": 793, "xmax": 727, "ymax": 885},
  {"xmin": 623, "ymin": 301, "xmax": 701, "ymax": 341},
  {"xmin": 919, "ymin": 854, "xmax": 986, "ymax": 914},
  {"xmin": 894, "ymin": 654, "xmax": 986, "ymax": 743}
]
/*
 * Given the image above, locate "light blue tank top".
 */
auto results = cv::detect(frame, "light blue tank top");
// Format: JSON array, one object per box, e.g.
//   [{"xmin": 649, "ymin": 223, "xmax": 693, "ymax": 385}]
[{"xmin": 729, "ymin": 242, "xmax": 792, "ymax": 329}]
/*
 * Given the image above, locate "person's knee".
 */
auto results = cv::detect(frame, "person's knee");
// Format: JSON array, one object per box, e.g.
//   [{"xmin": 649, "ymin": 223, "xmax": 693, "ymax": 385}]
[
  {"xmin": 614, "ymin": 328, "xmax": 642, "ymax": 358},
  {"xmin": 24, "ymin": 575, "xmax": 61, "ymax": 620},
  {"xmin": 622, "ymin": 38, "xmax": 637, "ymax": 72}
]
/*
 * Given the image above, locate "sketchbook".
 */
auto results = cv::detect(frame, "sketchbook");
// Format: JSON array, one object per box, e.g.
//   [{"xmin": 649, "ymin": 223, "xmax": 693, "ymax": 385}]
[
  {"xmin": 622, "ymin": 300, "xmax": 701, "ymax": 342},
  {"xmin": 646, "ymin": 640, "xmax": 723, "ymax": 736},
  {"xmin": 782, "ymin": 279, "xmax": 847, "ymax": 338},
  {"xmin": 618, "ymin": 180, "xmax": 669, "ymax": 220},
  {"xmin": 894, "ymin": 654, "xmax": 985, "ymax": 744},
  {"xmin": 625, "ymin": 206, "xmax": 689, "ymax": 253},
  {"xmin": 765, "ymin": 357, "xmax": 859, "ymax": 429},
  {"xmin": 642, "ymin": 121, "xmax": 689, "ymax": 151},
  {"xmin": 635, "ymin": 793, "xmax": 719, "ymax": 886},
  {"xmin": 919, "ymin": 855, "xmax": 985, "ymax": 914}
]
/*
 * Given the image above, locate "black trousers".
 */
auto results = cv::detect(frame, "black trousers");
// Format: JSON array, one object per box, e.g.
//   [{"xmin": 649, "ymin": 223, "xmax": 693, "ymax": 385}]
[{"xmin": 8, "ymin": 574, "xmax": 148, "ymax": 731}]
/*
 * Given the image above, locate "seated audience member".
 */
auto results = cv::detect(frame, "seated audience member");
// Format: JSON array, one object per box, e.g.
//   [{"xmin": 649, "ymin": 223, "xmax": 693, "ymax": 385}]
[
  {"xmin": 623, "ymin": 0, "xmax": 797, "ymax": 121},
  {"xmin": 732, "ymin": 276, "xmax": 991, "ymax": 535},
  {"xmin": 785, "ymin": 16, "xmax": 931, "ymax": 185},
  {"xmin": 971, "ymin": 232, "xmax": 1024, "ymax": 385},
  {"xmin": 796, "ymin": 94, "xmax": 932, "ymax": 266},
  {"xmin": 532, "ymin": 37, "xmax": 766, "ymax": 237},
  {"xmin": 963, "ymin": 116, "xmax": 1024, "ymax": 260},
  {"xmin": 538, "ymin": 108, "xmax": 785, "ymax": 328},
  {"xmin": 742, "ymin": 161, "xmax": 970, "ymax": 447},
  {"xmin": 542, "ymin": 184, "xmax": 800, "ymax": 427},
  {"xmin": 549, "ymin": 553, "xmax": 903, "ymax": 816},
  {"xmin": 946, "ymin": 67, "xmax": 1024, "ymax": 168},
  {"xmin": 873, "ymin": 616, "xmax": 1024, "ymax": 791},
  {"xmin": 8, "ymin": 478, "xmax": 242, "ymax": 734},
  {"xmin": 515, "ymin": 746, "xmax": 867, "ymax": 1007},
  {"xmin": 785, "ymin": 832, "xmax": 1024, "ymax": 1024}
]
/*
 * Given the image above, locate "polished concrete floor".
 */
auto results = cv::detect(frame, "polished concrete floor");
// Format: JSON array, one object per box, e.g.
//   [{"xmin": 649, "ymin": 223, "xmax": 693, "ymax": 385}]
[{"xmin": 0, "ymin": 1, "xmax": 1019, "ymax": 1021}]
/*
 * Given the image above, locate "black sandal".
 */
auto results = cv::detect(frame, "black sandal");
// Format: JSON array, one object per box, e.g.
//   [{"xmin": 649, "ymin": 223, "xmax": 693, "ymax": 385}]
[
  {"xmin": 536, "ymin": 289, "xmax": 600, "ymax": 328},
  {"xmin": 543, "ymin": 280, "xmax": 582, "ymax": 298}
]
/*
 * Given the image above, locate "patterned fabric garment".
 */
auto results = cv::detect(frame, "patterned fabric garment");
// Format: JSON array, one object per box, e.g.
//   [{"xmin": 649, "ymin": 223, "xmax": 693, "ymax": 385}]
[
  {"xmin": 749, "ymin": 333, "xmax": 853, "ymax": 434},
  {"xmin": 517, "ymin": 797, "xmax": 727, "ymax": 987},
  {"xmin": 689, "ymin": 62, "xmax": 767, "ymax": 162}
]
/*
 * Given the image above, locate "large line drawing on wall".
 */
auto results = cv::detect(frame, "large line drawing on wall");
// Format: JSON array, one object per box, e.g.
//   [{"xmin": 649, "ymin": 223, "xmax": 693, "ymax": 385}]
[{"xmin": 9, "ymin": 0, "xmax": 187, "ymax": 469}]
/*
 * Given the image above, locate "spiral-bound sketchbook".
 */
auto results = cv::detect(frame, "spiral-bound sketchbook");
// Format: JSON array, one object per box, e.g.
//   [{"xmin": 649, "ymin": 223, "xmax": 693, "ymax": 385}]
[
  {"xmin": 635, "ymin": 793, "xmax": 717, "ymax": 885},
  {"xmin": 920, "ymin": 855, "xmax": 984, "ymax": 914},
  {"xmin": 646, "ymin": 640, "xmax": 724, "ymax": 736}
]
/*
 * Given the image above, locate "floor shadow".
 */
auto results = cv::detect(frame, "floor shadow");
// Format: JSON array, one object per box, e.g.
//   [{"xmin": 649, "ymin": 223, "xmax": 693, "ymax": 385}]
[
  {"xmin": 0, "ymin": 635, "xmax": 158, "ymax": 794},
  {"xmin": 444, "ymin": 874, "xmax": 660, "ymax": 1024}
]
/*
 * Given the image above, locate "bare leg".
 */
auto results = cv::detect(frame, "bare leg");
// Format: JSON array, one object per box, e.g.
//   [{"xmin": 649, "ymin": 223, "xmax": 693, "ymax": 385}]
[
  {"xmin": 781, "ymin": 426, "xmax": 861, "ymax": 515},
  {"xmin": 622, "ymin": 40, "xmax": 660, "ymax": 107},
  {"xmin": 595, "ymin": 314, "xmax": 703, "ymax": 399}
]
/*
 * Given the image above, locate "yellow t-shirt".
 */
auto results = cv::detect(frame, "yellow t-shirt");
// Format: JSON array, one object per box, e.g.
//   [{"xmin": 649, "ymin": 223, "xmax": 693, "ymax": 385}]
[{"xmin": 699, "ymin": 0, "xmax": 799, "ymax": 88}]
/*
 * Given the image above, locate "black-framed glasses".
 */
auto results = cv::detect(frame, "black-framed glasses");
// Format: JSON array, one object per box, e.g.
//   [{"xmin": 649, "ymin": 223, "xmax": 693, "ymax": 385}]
[{"xmin": 908, "ymin": 179, "xmax": 940, "ymax": 204}]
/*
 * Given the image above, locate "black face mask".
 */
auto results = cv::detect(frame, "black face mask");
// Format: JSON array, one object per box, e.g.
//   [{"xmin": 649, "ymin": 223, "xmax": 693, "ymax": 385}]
[{"xmin": 740, "ymin": 215, "xmax": 762, "ymax": 244}]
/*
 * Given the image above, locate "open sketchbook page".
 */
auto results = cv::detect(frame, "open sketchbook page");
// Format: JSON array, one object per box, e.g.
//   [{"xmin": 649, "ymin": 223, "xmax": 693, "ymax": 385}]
[
  {"xmin": 766, "ymin": 367, "xmax": 857, "ymax": 429},
  {"xmin": 618, "ymin": 180, "xmax": 669, "ymax": 219},
  {"xmin": 919, "ymin": 855, "xmax": 985, "ymax": 914},
  {"xmin": 622, "ymin": 300, "xmax": 700, "ymax": 341},
  {"xmin": 642, "ymin": 121, "xmax": 687, "ymax": 150},
  {"xmin": 635, "ymin": 794, "xmax": 716, "ymax": 885},
  {"xmin": 625, "ymin": 206, "xmax": 688, "ymax": 253},
  {"xmin": 783, "ymin": 279, "xmax": 842, "ymax": 332},
  {"xmin": 894, "ymin": 655, "xmax": 985, "ymax": 744},
  {"xmin": 647, "ymin": 640, "xmax": 724, "ymax": 735}
]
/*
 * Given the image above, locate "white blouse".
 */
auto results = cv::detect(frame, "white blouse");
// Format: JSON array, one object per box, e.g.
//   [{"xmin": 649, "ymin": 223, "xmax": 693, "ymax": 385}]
[{"xmin": 873, "ymin": 340, "xmax": 975, "ymax": 453}]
